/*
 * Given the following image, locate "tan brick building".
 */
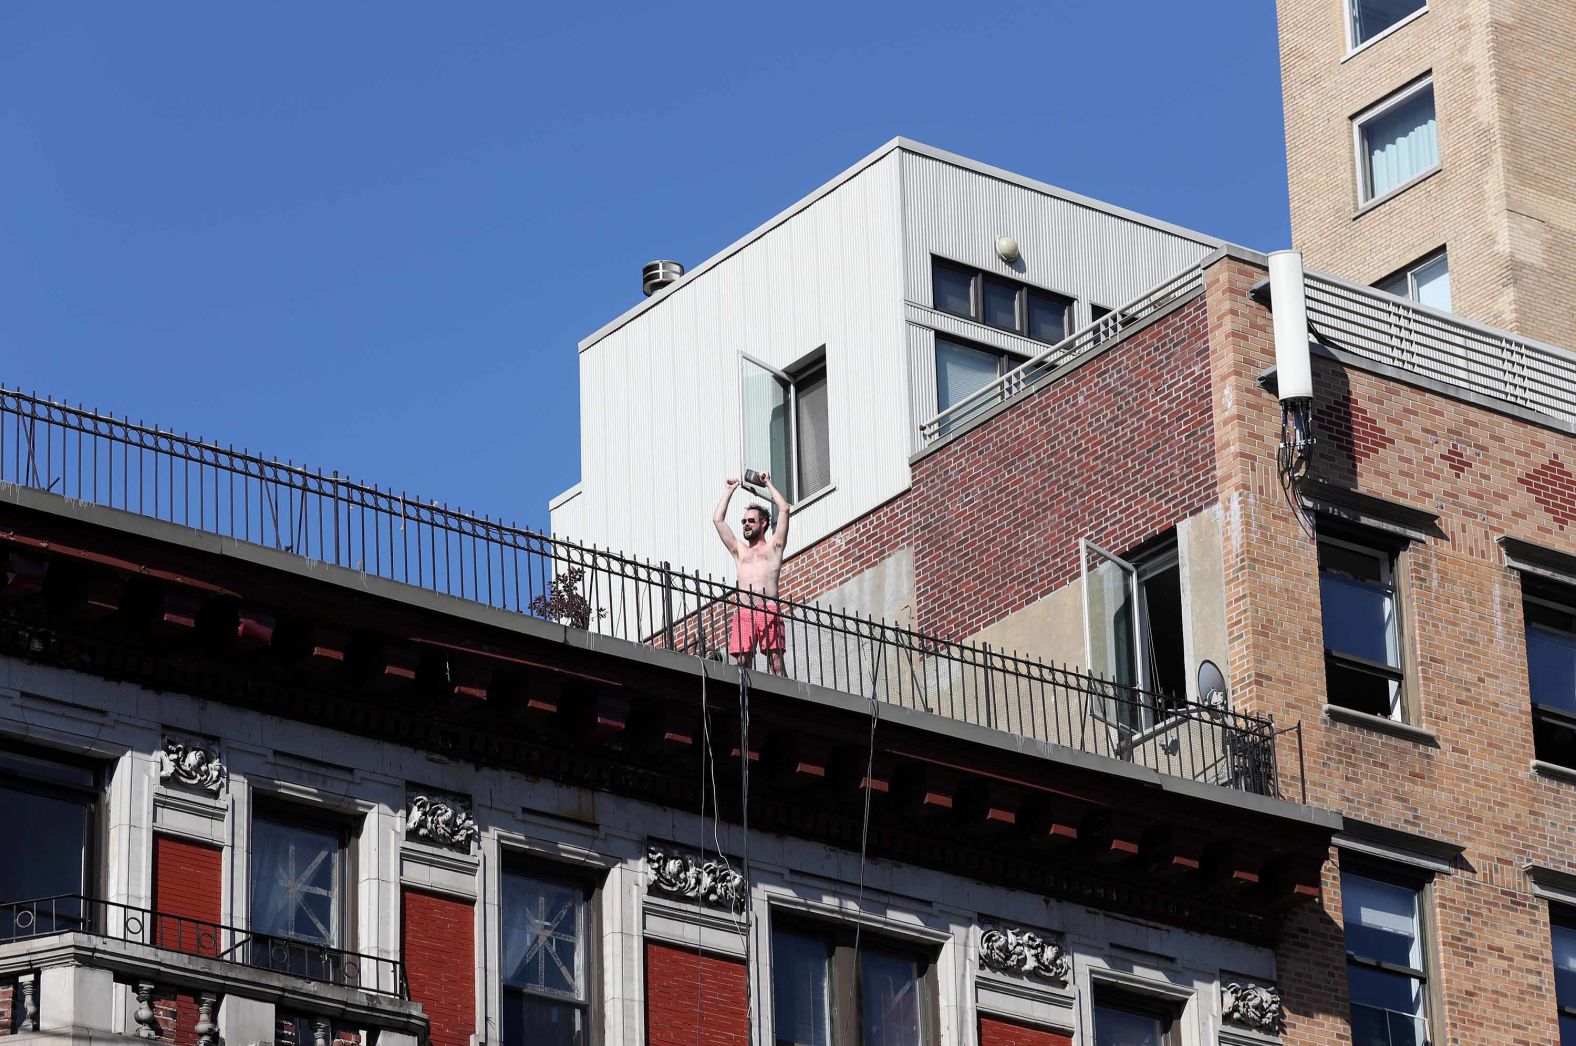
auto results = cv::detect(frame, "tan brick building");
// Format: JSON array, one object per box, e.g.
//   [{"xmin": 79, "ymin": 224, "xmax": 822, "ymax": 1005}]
[{"xmin": 1275, "ymin": 0, "xmax": 1576, "ymax": 348}]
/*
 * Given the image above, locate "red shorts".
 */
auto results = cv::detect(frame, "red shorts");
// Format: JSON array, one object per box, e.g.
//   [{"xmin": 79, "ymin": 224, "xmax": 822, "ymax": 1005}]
[{"xmin": 729, "ymin": 601, "xmax": 785, "ymax": 655}]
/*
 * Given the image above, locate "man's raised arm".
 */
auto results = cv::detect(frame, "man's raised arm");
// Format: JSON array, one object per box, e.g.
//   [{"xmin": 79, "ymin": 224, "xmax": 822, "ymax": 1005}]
[
  {"xmin": 713, "ymin": 478, "xmax": 741, "ymax": 554},
  {"xmin": 762, "ymin": 472, "xmax": 792, "ymax": 550}
]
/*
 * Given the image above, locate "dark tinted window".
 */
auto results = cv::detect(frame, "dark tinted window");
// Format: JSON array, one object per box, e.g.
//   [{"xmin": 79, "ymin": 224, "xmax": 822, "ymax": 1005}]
[
  {"xmin": 0, "ymin": 750, "xmax": 97, "ymax": 939},
  {"xmin": 931, "ymin": 263, "xmax": 973, "ymax": 318},
  {"xmin": 980, "ymin": 277, "xmax": 1019, "ymax": 331},
  {"xmin": 1025, "ymin": 290, "xmax": 1070, "ymax": 344}
]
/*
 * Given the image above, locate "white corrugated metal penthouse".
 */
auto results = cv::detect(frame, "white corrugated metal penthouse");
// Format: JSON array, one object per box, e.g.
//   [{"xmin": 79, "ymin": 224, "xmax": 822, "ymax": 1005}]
[{"xmin": 550, "ymin": 138, "xmax": 1224, "ymax": 576}]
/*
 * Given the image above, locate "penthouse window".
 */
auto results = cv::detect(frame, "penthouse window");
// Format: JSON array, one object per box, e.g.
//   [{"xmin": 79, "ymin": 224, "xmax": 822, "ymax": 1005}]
[
  {"xmin": 501, "ymin": 867, "xmax": 594, "ymax": 1046},
  {"xmin": 0, "ymin": 748, "xmax": 99, "ymax": 940},
  {"xmin": 931, "ymin": 258, "xmax": 1074, "ymax": 345},
  {"xmin": 934, "ymin": 336, "xmax": 1023, "ymax": 418},
  {"xmin": 1355, "ymin": 78, "xmax": 1439, "ymax": 206},
  {"xmin": 1319, "ymin": 531, "xmax": 1407, "ymax": 721},
  {"xmin": 1082, "ymin": 535, "xmax": 1187, "ymax": 733},
  {"xmin": 742, "ymin": 352, "xmax": 831, "ymax": 504},
  {"xmin": 1342, "ymin": 863, "xmax": 1433, "ymax": 1046},
  {"xmin": 1348, "ymin": 0, "xmax": 1426, "ymax": 50},
  {"xmin": 1525, "ymin": 582, "xmax": 1576, "ymax": 769},
  {"xmin": 1376, "ymin": 249, "xmax": 1450, "ymax": 312},
  {"xmin": 1552, "ymin": 908, "xmax": 1576, "ymax": 1045},
  {"xmin": 771, "ymin": 918, "xmax": 935, "ymax": 1046}
]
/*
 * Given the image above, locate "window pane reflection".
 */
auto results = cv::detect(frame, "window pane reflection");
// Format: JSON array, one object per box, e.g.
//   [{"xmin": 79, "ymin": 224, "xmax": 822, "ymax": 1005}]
[
  {"xmin": 1528, "ymin": 600, "xmax": 1576, "ymax": 714},
  {"xmin": 772, "ymin": 928, "xmax": 832, "ymax": 1046},
  {"xmin": 860, "ymin": 948, "xmax": 922, "ymax": 1046},
  {"xmin": 932, "ymin": 265, "xmax": 973, "ymax": 318},
  {"xmin": 0, "ymin": 777, "xmax": 92, "ymax": 939},
  {"xmin": 980, "ymin": 278, "xmax": 1018, "ymax": 331},
  {"xmin": 502, "ymin": 874, "xmax": 584, "ymax": 999},
  {"xmin": 1093, "ymin": 1003, "xmax": 1163, "ymax": 1046},
  {"xmin": 251, "ymin": 817, "xmax": 341, "ymax": 946}
]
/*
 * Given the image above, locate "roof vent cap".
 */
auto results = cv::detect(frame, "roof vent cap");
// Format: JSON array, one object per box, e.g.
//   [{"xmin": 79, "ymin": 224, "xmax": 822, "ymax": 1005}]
[{"xmin": 642, "ymin": 259, "xmax": 685, "ymax": 297}]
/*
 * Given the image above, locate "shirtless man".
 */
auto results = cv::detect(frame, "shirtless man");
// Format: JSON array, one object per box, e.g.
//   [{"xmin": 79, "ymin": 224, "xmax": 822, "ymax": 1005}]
[{"xmin": 713, "ymin": 474, "xmax": 791, "ymax": 673}]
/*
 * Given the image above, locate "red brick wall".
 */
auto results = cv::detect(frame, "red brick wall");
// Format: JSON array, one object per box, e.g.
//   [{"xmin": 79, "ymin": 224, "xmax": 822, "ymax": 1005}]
[
  {"xmin": 978, "ymin": 1014, "xmax": 1071, "ymax": 1046},
  {"xmin": 1205, "ymin": 254, "xmax": 1576, "ymax": 1044},
  {"xmin": 0, "ymin": 980, "xmax": 13, "ymax": 1035},
  {"xmin": 152, "ymin": 835, "xmax": 222, "ymax": 957},
  {"xmin": 779, "ymin": 296, "xmax": 1217, "ymax": 645},
  {"xmin": 402, "ymin": 888, "xmax": 475, "ymax": 1046},
  {"xmin": 644, "ymin": 941, "xmax": 748, "ymax": 1046}
]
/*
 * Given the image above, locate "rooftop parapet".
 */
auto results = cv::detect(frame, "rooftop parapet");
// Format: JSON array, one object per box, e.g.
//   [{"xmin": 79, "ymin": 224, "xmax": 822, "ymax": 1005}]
[{"xmin": 0, "ymin": 387, "xmax": 1297, "ymax": 801}]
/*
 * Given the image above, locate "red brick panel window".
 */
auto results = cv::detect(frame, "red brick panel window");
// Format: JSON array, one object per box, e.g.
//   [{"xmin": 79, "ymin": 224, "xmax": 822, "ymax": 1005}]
[
  {"xmin": 978, "ymin": 1014, "xmax": 1072, "ymax": 1046},
  {"xmin": 151, "ymin": 835, "xmax": 223, "ymax": 957},
  {"xmin": 644, "ymin": 940, "xmax": 748, "ymax": 1046},
  {"xmin": 402, "ymin": 888, "xmax": 476, "ymax": 1046}
]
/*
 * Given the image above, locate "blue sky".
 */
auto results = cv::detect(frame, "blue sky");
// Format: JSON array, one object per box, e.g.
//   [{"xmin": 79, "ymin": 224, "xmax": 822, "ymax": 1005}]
[{"xmin": 0, "ymin": 2, "xmax": 1289, "ymax": 534}]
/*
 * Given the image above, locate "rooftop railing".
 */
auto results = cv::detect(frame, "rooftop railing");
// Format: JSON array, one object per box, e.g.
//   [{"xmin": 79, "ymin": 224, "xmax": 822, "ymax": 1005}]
[
  {"xmin": 0, "ymin": 386, "xmax": 1296, "ymax": 799},
  {"xmin": 919, "ymin": 256, "xmax": 1576, "ymax": 453},
  {"xmin": 918, "ymin": 262, "xmax": 1207, "ymax": 445},
  {"xmin": 1304, "ymin": 270, "xmax": 1576, "ymax": 429}
]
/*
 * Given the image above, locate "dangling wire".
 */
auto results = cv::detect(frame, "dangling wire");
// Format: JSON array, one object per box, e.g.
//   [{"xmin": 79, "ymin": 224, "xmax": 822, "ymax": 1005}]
[
  {"xmin": 849, "ymin": 637, "xmax": 888, "ymax": 970},
  {"xmin": 736, "ymin": 664, "xmax": 755, "ymax": 1045},
  {"xmin": 1277, "ymin": 397, "xmax": 1318, "ymax": 541}
]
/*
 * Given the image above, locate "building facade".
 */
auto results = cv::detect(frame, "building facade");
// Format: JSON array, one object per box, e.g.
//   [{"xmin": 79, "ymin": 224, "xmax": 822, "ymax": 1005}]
[
  {"xmin": 1275, "ymin": 0, "xmax": 1576, "ymax": 347},
  {"xmin": 551, "ymin": 139, "xmax": 1220, "ymax": 580},
  {"xmin": 549, "ymin": 138, "xmax": 1576, "ymax": 1044},
  {"xmin": 0, "ymin": 450, "xmax": 1333, "ymax": 1046}
]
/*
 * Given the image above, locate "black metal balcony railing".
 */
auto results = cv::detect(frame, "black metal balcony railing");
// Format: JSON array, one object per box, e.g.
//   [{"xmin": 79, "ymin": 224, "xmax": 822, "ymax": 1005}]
[
  {"xmin": 0, "ymin": 894, "xmax": 406, "ymax": 998},
  {"xmin": 0, "ymin": 387, "xmax": 1301, "ymax": 800}
]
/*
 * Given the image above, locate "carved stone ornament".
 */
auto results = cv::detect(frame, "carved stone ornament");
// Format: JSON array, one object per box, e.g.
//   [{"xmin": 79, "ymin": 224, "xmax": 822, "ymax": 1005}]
[
  {"xmin": 157, "ymin": 737, "xmax": 226, "ymax": 794},
  {"xmin": 978, "ymin": 926, "xmax": 1071, "ymax": 982},
  {"xmin": 407, "ymin": 793, "xmax": 480, "ymax": 852},
  {"xmin": 646, "ymin": 845, "xmax": 747, "ymax": 912},
  {"xmin": 1222, "ymin": 980, "xmax": 1284, "ymax": 1034}
]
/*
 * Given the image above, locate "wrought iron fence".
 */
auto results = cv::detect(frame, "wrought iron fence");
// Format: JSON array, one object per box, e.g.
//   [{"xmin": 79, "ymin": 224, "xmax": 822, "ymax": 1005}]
[
  {"xmin": 918, "ymin": 262, "xmax": 1207, "ymax": 444},
  {"xmin": 0, "ymin": 387, "xmax": 1297, "ymax": 799},
  {"xmin": 0, "ymin": 894, "xmax": 406, "ymax": 997}
]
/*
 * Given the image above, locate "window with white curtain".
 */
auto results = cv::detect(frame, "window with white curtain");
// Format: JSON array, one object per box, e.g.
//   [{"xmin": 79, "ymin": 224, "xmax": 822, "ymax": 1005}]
[
  {"xmin": 1355, "ymin": 78, "xmax": 1438, "ymax": 204},
  {"xmin": 741, "ymin": 352, "xmax": 831, "ymax": 504},
  {"xmin": 1376, "ymin": 249, "xmax": 1450, "ymax": 312}
]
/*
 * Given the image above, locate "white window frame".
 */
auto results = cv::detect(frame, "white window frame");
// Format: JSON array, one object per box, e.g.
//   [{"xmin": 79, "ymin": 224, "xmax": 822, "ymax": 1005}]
[
  {"xmin": 1339, "ymin": 860, "xmax": 1435, "ymax": 1046},
  {"xmin": 1079, "ymin": 539, "xmax": 1185, "ymax": 736},
  {"xmin": 739, "ymin": 351, "xmax": 833, "ymax": 507},
  {"xmin": 1318, "ymin": 531, "xmax": 1407, "ymax": 721},
  {"xmin": 1343, "ymin": 0, "xmax": 1428, "ymax": 59},
  {"xmin": 1352, "ymin": 76, "xmax": 1439, "ymax": 208},
  {"xmin": 1376, "ymin": 247, "xmax": 1449, "ymax": 309}
]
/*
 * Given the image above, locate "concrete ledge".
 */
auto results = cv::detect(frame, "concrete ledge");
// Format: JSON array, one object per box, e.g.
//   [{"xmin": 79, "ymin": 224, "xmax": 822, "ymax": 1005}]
[
  {"xmin": 1323, "ymin": 704, "xmax": 1439, "ymax": 747},
  {"xmin": 0, "ymin": 482, "xmax": 1341, "ymax": 832},
  {"xmin": 1532, "ymin": 760, "xmax": 1576, "ymax": 787}
]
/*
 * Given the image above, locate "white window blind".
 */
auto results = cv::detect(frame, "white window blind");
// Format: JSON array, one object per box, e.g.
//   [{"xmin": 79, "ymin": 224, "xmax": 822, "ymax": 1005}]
[{"xmin": 934, "ymin": 337, "xmax": 1002, "ymax": 414}]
